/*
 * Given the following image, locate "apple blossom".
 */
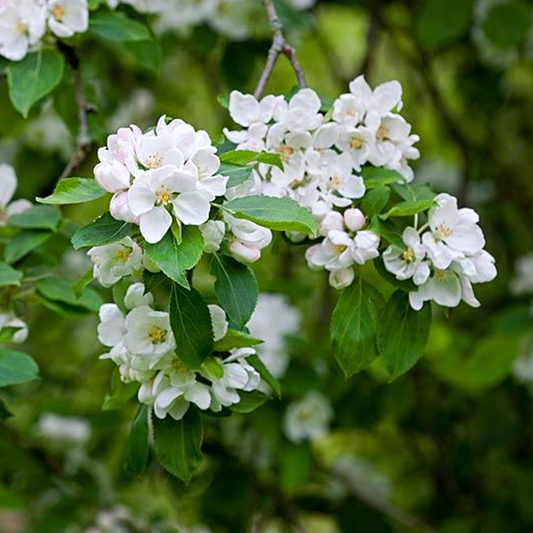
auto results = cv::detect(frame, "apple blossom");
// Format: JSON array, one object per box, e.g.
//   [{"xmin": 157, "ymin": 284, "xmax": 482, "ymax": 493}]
[
  {"xmin": 284, "ymin": 391, "xmax": 333, "ymax": 443},
  {"xmin": 0, "ymin": 164, "xmax": 32, "ymax": 226},
  {"xmin": 46, "ymin": 0, "xmax": 88, "ymax": 39}
]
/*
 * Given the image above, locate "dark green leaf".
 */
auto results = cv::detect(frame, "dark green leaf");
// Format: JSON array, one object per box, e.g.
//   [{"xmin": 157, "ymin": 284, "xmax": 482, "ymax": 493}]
[
  {"xmin": 89, "ymin": 12, "xmax": 151, "ymax": 42},
  {"xmin": 0, "ymin": 398, "xmax": 12, "ymax": 419},
  {"xmin": 248, "ymin": 353, "xmax": 281, "ymax": 398},
  {"xmin": 125, "ymin": 404, "xmax": 150, "ymax": 477},
  {"xmin": 377, "ymin": 290, "xmax": 432, "ymax": 380},
  {"xmin": 211, "ymin": 254, "xmax": 258, "ymax": 329},
  {"xmin": 482, "ymin": 1, "xmax": 533, "ymax": 49},
  {"xmin": 152, "ymin": 407, "xmax": 204, "ymax": 484},
  {"xmin": 169, "ymin": 283, "xmax": 214, "ymax": 370},
  {"xmin": 7, "ymin": 50, "xmax": 65, "ymax": 117},
  {"xmin": 331, "ymin": 277, "xmax": 384, "ymax": 377},
  {"xmin": 380, "ymin": 199, "xmax": 435, "ymax": 220},
  {"xmin": 37, "ymin": 177, "xmax": 107, "ymax": 205},
  {"xmin": 361, "ymin": 166, "xmax": 404, "ymax": 188},
  {"xmin": 102, "ymin": 368, "xmax": 138, "ymax": 411},
  {"xmin": 213, "ymin": 329, "xmax": 263, "ymax": 352},
  {"xmin": 0, "ymin": 350, "xmax": 39, "ymax": 387},
  {"xmin": 230, "ymin": 391, "xmax": 269, "ymax": 413},
  {"xmin": 71, "ymin": 212, "xmax": 135, "ymax": 250},
  {"xmin": 35, "ymin": 278, "xmax": 103, "ymax": 313},
  {"xmin": 4, "ymin": 231, "xmax": 51, "ymax": 263},
  {"xmin": 9, "ymin": 205, "xmax": 61, "ymax": 231},
  {"xmin": 224, "ymin": 195, "xmax": 318, "ymax": 235},
  {"xmin": 143, "ymin": 226, "xmax": 203, "ymax": 289},
  {"xmin": 360, "ymin": 186, "xmax": 391, "ymax": 218}
]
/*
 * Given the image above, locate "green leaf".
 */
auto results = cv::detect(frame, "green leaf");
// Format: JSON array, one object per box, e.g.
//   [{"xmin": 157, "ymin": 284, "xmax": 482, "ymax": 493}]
[
  {"xmin": 416, "ymin": 0, "xmax": 472, "ymax": 47},
  {"xmin": 377, "ymin": 290, "xmax": 432, "ymax": 380},
  {"xmin": 9, "ymin": 205, "xmax": 61, "ymax": 231},
  {"xmin": 361, "ymin": 167, "xmax": 404, "ymax": 188},
  {"xmin": 169, "ymin": 283, "xmax": 214, "ymax": 370},
  {"xmin": 71, "ymin": 212, "xmax": 135, "ymax": 250},
  {"xmin": 143, "ymin": 271, "xmax": 169, "ymax": 293},
  {"xmin": 482, "ymin": 1, "xmax": 533, "ymax": 49},
  {"xmin": 248, "ymin": 353, "xmax": 281, "ymax": 398},
  {"xmin": 374, "ymin": 257, "xmax": 417, "ymax": 291},
  {"xmin": 213, "ymin": 329, "xmax": 263, "ymax": 352},
  {"xmin": 35, "ymin": 278, "xmax": 103, "ymax": 313},
  {"xmin": 37, "ymin": 178, "xmax": 107, "ymax": 205},
  {"xmin": 125, "ymin": 404, "xmax": 150, "ymax": 477},
  {"xmin": 89, "ymin": 12, "xmax": 151, "ymax": 42},
  {"xmin": 0, "ymin": 262, "xmax": 22, "ymax": 287},
  {"xmin": 219, "ymin": 163, "xmax": 253, "ymax": 188},
  {"xmin": 211, "ymin": 254, "xmax": 258, "ymax": 329},
  {"xmin": 230, "ymin": 391, "xmax": 269, "ymax": 413},
  {"xmin": 4, "ymin": 231, "xmax": 51, "ymax": 263},
  {"xmin": 380, "ymin": 199, "xmax": 435, "ymax": 220},
  {"xmin": 102, "ymin": 368, "xmax": 138, "ymax": 411},
  {"xmin": 7, "ymin": 50, "xmax": 65, "ymax": 117},
  {"xmin": 368, "ymin": 216, "xmax": 404, "ymax": 249},
  {"xmin": 360, "ymin": 186, "xmax": 391, "ymax": 218},
  {"xmin": 391, "ymin": 183, "xmax": 435, "ymax": 202},
  {"xmin": 71, "ymin": 268, "xmax": 94, "ymax": 298},
  {"xmin": 331, "ymin": 277, "xmax": 384, "ymax": 377},
  {"xmin": 152, "ymin": 407, "xmax": 204, "ymax": 484},
  {"xmin": 224, "ymin": 195, "xmax": 318, "ymax": 235},
  {"xmin": 143, "ymin": 226, "xmax": 204, "ymax": 289},
  {"xmin": 0, "ymin": 327, "xmax": 23, "ymax": 343},
  {"xmin": 0, "ymin": 398, "xmax": 12, "ymax": 419},
  {"xmin": 219, "ymin": 149, "xmax": 283, "ymax": 168},
  {"xmin": 0, "ymin": 350, "xmax": 39, "ymax": 387}
]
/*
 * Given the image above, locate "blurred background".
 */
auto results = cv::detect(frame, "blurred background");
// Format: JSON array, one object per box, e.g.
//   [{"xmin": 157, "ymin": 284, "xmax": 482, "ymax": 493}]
[{"xmin": 1, "ymin": 0, "xmax": 533, "ymax": 531}]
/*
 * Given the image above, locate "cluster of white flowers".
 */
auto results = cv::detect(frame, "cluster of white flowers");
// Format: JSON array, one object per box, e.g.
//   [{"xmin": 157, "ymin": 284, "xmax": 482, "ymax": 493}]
[
  {"xmin": 94, "ymin": 116, "xmax": 228, "ymax": 244},
  {"xmin": 83, "ymin": 505, "xmax": 163, "ymax": 533},
  {"xmin": 247, "ymin": 294, "xmax": 301, "ymax": 379},
  {"xmin": 97, "ymin": 283, "xmax": 261, "ymax": 420},
  {"xmin": 283, "ymin": 390, "xmax": 333, "ymax": 443},
  {"xmin": 383, "ymin": 193, "xmax": 497, "ymax": 310},
  {"xmin": 223, "ymin": 77, "xmax": 419, "ymax": 289},
  {"xmin": 0, "ymin": 0, "xmax": 89, "ymax": 61}
]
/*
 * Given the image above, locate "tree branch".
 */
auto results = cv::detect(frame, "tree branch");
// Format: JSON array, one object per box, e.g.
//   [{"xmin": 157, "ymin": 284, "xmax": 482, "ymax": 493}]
[
  {"xmin": 58, "ymin": 43, "xmax": 93, "ymax": 179},
  {"xmin": 254, "ymin": 0, "xmax": 306, "ymax": 99}
]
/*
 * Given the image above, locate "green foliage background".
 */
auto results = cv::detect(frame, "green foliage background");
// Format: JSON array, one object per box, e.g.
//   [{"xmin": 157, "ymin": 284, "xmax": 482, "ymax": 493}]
[{"xmin": 1, "ymin": 0, "xmax": 533, "ymax": 532}]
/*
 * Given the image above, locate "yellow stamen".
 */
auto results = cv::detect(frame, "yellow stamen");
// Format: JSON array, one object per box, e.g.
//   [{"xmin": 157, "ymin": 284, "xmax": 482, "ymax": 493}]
[
  {"xmin": 115, "ymin": 248, "xmax": 131, "ymax": 262},
  {"xmin": 51, "ymin": 5, "xmax": 66, "ymax": 22},
  {"xmin": 330, "ymin": 174, "xmax": 344, "ymax": 190},
  {"xmin": 148, "ymin": 326, "xmax": 167, "ymax": 345},
  {"xmin": 279, "ymin": 144, "xmax": 294, "ymax": 163},
  {"xmin": 144, "ymin": 153, "xmax": 163, "ymax": 169},
  {"xmin": 402, "ymin": 247, "xmax": 415, "ymax": 263},
  {"xmin": 334, "ymin": 244, "xmax": 347, "ymax": 254},
  {"xmin": 350, "ymin": 136, "xmax": 363, "ymax": 149},
  {"xmin": 437, "ymin": 223, "xmax": 452, "ymax": 238},
  {"xmin": 156, "ymin": 189, "xmax": 172, "ymax": 206},
  {"xmin": 377, "ymin": 125, "xmax": 389, "ymax": 141},
  {"xmin": 15, "ymin": 21, "xmax": 27, "ymax": 34},
  {"xmin": 434, "ymin": 269, "xmax": 446, "ymax": 282}
]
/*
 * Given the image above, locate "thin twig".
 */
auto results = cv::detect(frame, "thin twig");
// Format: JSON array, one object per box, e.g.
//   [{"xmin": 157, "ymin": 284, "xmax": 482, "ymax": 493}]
[
  {"xmin": 254, "ymin": 0, "xmax": 306, "ymax": 99},
  {"xmin": 58, "ymin": 43, "xmax": 93, "ymax": 178}
]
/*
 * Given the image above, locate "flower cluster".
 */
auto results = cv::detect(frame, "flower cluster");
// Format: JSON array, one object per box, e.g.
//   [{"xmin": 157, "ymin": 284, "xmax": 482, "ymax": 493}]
[
  {"xmin": 0, "ymin": 0, "xmax": 89, "ymax": 61},
  {"xmin": 94, "ymin": 116, "xmax": 228, "ymax": 244},
  {"xmin": 383, "ymin": 193, "xmax": 497, "ymax": 310},
  {"xmin": 97, "ymin": 283, "xmax": 262, "ymax": 420}
]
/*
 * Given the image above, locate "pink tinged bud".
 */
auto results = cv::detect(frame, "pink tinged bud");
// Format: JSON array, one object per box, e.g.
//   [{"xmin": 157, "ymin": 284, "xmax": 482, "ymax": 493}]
[
  {"xmin": 329, "ymin": 268, "xmax": 355, "ymax": 290},
  {"xmin": 230, "ymin": 240, "xmax": 261, "ymax": 263},
  {"xmin": 110, "ymin": 191, "xmax": 139, "ymax": 224},
  {"xmin": 344, "ymin": 208, "xmax": 366, "ymax": 232},
  {"xmin": 94, "ymin": 161, "xmax": 130, "ymax": 193}
]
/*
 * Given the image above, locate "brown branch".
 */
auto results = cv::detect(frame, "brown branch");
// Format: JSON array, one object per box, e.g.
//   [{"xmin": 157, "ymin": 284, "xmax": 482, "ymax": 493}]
[
  {"xmin": 254, "ymin": 0, "xmax": 306, "ymax": 99},
  {"xmin": 58, "ymin": 43, "xmax": 93, "ymax": 178}
]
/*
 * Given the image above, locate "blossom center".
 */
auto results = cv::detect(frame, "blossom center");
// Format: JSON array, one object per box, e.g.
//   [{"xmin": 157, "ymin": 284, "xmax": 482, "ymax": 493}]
[
  {"xmin": 330, "ymin": 174, "xmax": 344, "ymax": 189},
  {"xmin": 171, "ymin": 358, "xmax": 187, "ymax": 374},
  {"xmin": 15, "ymin": 21, "xmax": 27, "ymax": 35},
  {"xmin": 377, "ymin": 125, "xmax": 389, "ymax": 141},
  {"xmin": 350, "ymin": 136, "xmax": 363, "ymax": 150},
  {"xmin": 115, "ymin": 248, "xmax": 131, "ymax": 262},
  {"xmin": 334, "ymin": 244, "xmax": 347, "ymax": 254},
  {"xmin": 402, "ymin": 247, "xmax": 415, "ymax": 263},
  {"xmin": 52, "ymin": 5, "xmax": 66, "ymax": 22},
  {"xmin": 437, "ymin": 223, "xmax": 452, "ymax": 239},
  {"xmin": 156, "ymin": 189, "xmax": 172, "ymax": 206},
  {"xmin": 144, "ymin": 153, "xmax": 163, "ymax": 169},
  {"xmin": 433, "ymin": 269, "xmax": 446, "ymax": 282},
  {"xmin": 279, "ymin": 144, "xmax": 294, "ymax": 162},
  {"xmin": 148, "ymin": 326, "xmax": 167, "ymax": 344}
]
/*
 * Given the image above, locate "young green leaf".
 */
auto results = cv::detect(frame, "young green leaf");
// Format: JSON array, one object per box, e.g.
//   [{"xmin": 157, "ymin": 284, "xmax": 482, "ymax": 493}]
[
  {"xmin": 219, "ymin": 149, "xmax": 283, "ymax": 168},
  {"xmin": 0, "ymin": 350, "xmax": 39, "ymax": 388},
  {"xmin": 0, "ymin": 262, "xmax": 22, "ymax": 288},
  {"xmin": 224, "ymin": 195, "xmax": 318, "ymax": 235},
  {"xmin": 9, "ymin": 205, "xmax": 61, "ymax": 231},
  {"xmin": 377, "ymin": 290, "xmax": 432, "ymax": 380},
  {"xmin": 331, "ymin": 277, "xmax": 384, "ymax": 377},
  {"xmin": 169, "ymin": 283, "xmax": 214, "ymax": 370},
  {"xmin": 36, "ymin": 278, "xmax": 103, "ymax": 313},
  {"xmin": 7, "ymin": 50, "xmax": 65, "ymax": 117},
  {"xmin": 71, "ymin": 268, "xmax": 94, "ymax": 298},
  {"xmin": 213, "ymin": 329, "xmax": 263, "ymax": 352},
  {"xmin": 211, "ymin": 254, "xmax": 258, "ymax": 329},
  {"xmin": 37, "ymin": 178, "xmax": 108, "ymax": 205},
  {"xmin": 361, "ymin": 166, "xmax": 404, "ymax": 188},
  {"xmin": 89, "ymin": 12, "xmax": 151, "ymax": 42},
  {"xmin": 360, "ymin": 186, "xmax": 391, "ymax": 218},
  {"xmin": 143, "ymin": 226, "xmax": 204, "ymax": 289},
  {"xmin": 380, "ymin": 199, "xmax": 436, "ymax": 220},
  {"xmin": 125, "ymin": 404, "xmax": 150, "ymax": 477},
  {"xmin": 219, "ymin": 163, "xmax": 253, "ymax": 188},
  {"xmin": 71, "ymin": 213, "xmax": 135, "ymax": 250},
  {"xmin": 152, "ymin": 407, "xmax": 204, "ymax": 484},
  {"xmin": 4, "ymin": 231, "xmax": 51, "ymax": 264}
]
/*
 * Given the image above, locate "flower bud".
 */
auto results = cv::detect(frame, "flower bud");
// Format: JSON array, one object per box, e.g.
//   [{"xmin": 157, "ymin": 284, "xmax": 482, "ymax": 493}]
[
  {"xmin": 344, "ymin": 208, "xmax": 366, "ymax": 232},
  {"xmin": 230, "ymin": 239, "xmax": 261, "ymax": 263},
  {"xmin": 200, "ymin": 220, "xmax": 226, "ymax": 253},
  {"xmin": 320, "ymin": 211, "xmax": 344, "ymax": 235},
  {"xmin": 329, "ymin": 268, "xmax": 355, "ymax": 290},
  {"xmin": 94, "ymin": 160, "xmax": 130, "ymax": 193},
  {"xmin": 110, "ymin": 191, "xmax": 138, "ymax": 223}
]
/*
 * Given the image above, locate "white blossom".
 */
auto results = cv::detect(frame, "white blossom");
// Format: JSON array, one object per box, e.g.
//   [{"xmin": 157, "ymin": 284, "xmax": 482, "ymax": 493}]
[
  {"xmin": 0, "ymin": 164, "xmax": 32, "ymax": 226},
  {"xmin": 284, "ymin": 391, "xmax": 333, "ymax": 443},
  {"xmin": 46, "ymin": 0, "xmax": 88, "ymax": 38},
  {"xmin": 0, "ymin": 312, "xmax": 29, "ymax": 344}
]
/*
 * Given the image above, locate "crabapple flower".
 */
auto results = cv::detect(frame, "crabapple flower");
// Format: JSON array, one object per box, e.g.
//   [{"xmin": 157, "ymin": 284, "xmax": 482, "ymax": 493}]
[
  {"xmin": 348, "ymin": 75, "xmax": 403, "ymax": 116},
  {"xmin": 0, "ymin": 312, "xmax": 29, "ymax": 344},
  {"xmin": 38, "ymin": 413, "xmax": 91, "ymax": 447},
  {"xmin": 46, "ymin": 0, "xmax": 89, "ymax": 38},
  {"xmin": 0, "ymin": 164, "xmax": 32, "ymax": 226},
  {"xmin": 225, "ymin": 213, "xmax": 272, "ymax": 263},
  {"xmin": 0, "ymin": 0, "xmax": 46, "ymax": 61},
  {"xmin": 88, "ymin": 237, "xmax": 143, "ymax": 287},
  {"xmin": 200, "ymin": 220, "xmax": 225, "ymax": 253},
  {"xmin": 284, "ymin": 391, "xmax": 333, "ymax": 443}
]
